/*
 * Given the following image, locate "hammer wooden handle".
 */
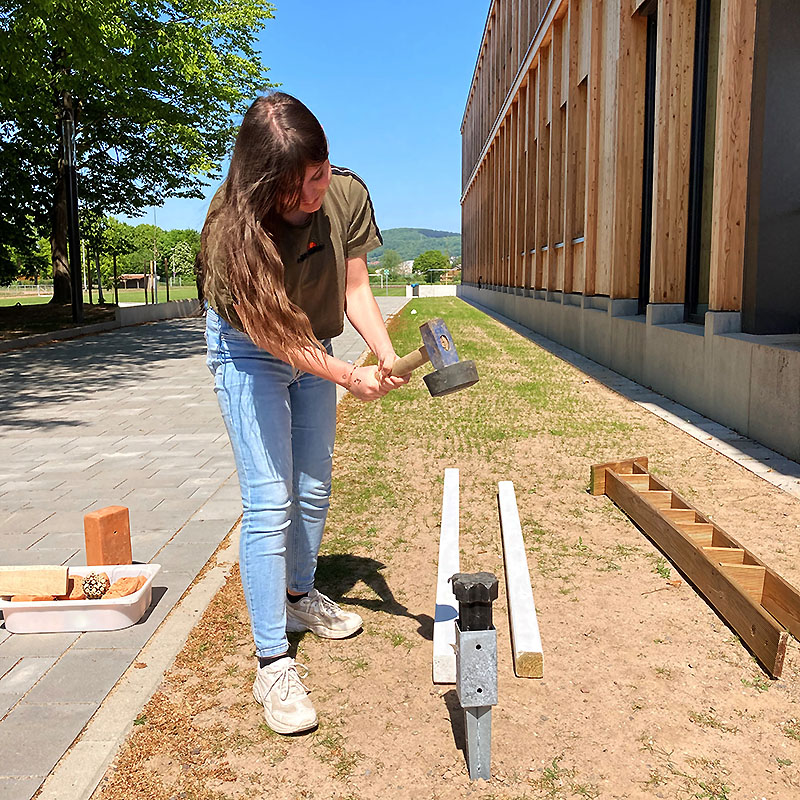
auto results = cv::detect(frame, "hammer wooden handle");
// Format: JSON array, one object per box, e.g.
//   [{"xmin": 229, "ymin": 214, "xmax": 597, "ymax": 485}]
[{"xmin": 391, "ymin": 345, "xmax": 430, "ymax": 376}]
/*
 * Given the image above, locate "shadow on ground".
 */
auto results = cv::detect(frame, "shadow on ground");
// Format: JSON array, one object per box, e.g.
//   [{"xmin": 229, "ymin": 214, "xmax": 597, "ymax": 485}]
[
  {"xmin": 0, "ymin": 318, "xmax": 206, "ymax": 430},
  {"xmin": 317, "ymin": 553, "xmax": 434, "ymax": 641}
]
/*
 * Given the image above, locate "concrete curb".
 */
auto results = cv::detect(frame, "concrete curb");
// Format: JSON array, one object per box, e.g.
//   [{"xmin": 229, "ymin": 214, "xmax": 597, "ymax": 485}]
[{"xmin": 35, "ymin": 526, "xmax": 240, "ymax": 800}]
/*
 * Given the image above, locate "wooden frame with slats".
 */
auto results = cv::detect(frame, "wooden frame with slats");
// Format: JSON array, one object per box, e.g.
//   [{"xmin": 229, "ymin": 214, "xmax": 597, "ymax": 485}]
[{"xmin": 591, "ymin": 457, "xmax": 800, "ymax": 678}]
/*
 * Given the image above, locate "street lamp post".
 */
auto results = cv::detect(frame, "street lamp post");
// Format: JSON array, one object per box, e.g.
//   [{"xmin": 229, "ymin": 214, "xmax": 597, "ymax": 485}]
[{"xmin": 61, "ymin": 92, "xmax": 83, "ymax": 323}]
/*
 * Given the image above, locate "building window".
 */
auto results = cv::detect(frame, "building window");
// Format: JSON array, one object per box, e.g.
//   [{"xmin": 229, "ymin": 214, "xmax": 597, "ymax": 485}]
[
  {"xmin": 639, "ymin": 2, "xmax": 658, "ymax": 315},
  {"xmin": 685, "ymin": 0, "xmax": 721, "ymax": 322}
]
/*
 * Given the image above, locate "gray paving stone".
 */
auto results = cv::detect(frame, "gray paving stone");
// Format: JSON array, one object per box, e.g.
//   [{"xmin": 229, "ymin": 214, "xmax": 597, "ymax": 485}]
[
  {"xmin": 0, "ymin": 776, "xmax": 44, "ymax": 800},
  {"xmin": 0, "ymin": 548, "xmax": 79, "ymax": 567},
  {"xmin": 25, "ymin": 511, "xmax": 86, "ymax": 536},
  {"xmin": 24, "ymin": 649, "xmax": 138, "ymax": 704},
  {"xmin": 0, "ymin": 632, "xmax": 79, "ymax": 658},
  {"xmin": 0, "ymin": 658, "xmax": 15, "ymax": 679},
  {"xmin": 0, "ymin": 702, "xmax": 98, "ymax": 778},
  {"xmin": 0, "ymin": 509, "xmax": 53, "ymax": 535},
  {"xmin": 175, "ymin": 518, "xmax": 237, "ymax": 544},
  {"xmin": 192, "ymin": 499, "xmax": 242, "ymax": 522},
  {"xmin": 154, "ymin": 539, "xmax": 222, "ymax": 576},
  {"xmin": 0, "ymin": 656, "xmax": 57, "ymax": 695}
]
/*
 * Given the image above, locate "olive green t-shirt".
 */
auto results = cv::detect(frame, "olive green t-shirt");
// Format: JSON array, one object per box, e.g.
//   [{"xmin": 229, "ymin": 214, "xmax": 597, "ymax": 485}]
[{"xmin": 202, "ymin": 167, "xmax": 382, "ymax": 340}]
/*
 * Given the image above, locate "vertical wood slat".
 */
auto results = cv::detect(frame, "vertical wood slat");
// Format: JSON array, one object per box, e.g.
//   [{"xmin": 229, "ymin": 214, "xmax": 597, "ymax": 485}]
[
  {"xmin": 518, "ymin": 84, "xmax": 529, "ymax": 287},
  {"xmin": 610, "ymin": 2, "xmax": 647, "ymax": 300},
  {"xmin": 649, "ymin": 0, "xmax": 695, "ymax": 303},
  {"xmin": 548, "ymin": 19, "xmax": 564, "ymax": 291},
  {"xmin": 535, "ymin": 46, "xmax": 550, "ymax": 289},
  {"xmin": 708, "ymin": 0, "xmax": 757, "ymax": 311},
  {"xmin": 583, "ymin": 0, "xmax": 602, "ymax": 297}
]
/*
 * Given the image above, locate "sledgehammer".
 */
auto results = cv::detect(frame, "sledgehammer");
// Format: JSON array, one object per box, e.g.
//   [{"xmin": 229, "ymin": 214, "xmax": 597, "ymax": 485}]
[{"xmin": 391, "ymin": 318, "xmax": 479, "ymax": 397}]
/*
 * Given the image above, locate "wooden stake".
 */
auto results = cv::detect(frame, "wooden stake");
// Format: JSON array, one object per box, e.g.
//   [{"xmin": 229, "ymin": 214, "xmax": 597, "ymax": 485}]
[
  {"xmin": 498, "ymin": 481, "xmax": 544, "ymax": 678},
  {"xmin": 433, "ymin": 468, "xmax": 460, "ymax": 684}
]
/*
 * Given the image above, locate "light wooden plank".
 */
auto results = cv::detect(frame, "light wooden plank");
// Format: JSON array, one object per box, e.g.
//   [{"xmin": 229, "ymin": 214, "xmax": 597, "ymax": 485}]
[
  {"xmin": 662, "ymin": 508, "xmax": 698, "ymax": 524},
  {"xmin": 498, "ymin": 481, "xmax": 544, "ymax": 678},
  {"xmin": 639, "ymin": 490, "xmax": 674, "ymax": 509},
  {"xmin": 604, "ymin": 469, "xmax": 787, "ymax": 677},
  {"xmin": 619, "ymin": 473, "xmax": 651, "ymax": 490},
  {"xmin": 433, "ymin": 468, "xmax": 460, "ymax": 684},
  {"xmin": 0, "ymin": 566, "xmax": 69, "ymax": 597},
  {"xmin": 708, "ymin": 0, "xmax": 757, "ymax": 311},
  {"xmin": 720, "ymin": 564, "xmax": 766, "ymax": 603},
  {"xmin": 650, "ymin": 0, "xmax": 695, "ymax": 303},
  {"xmin": 703, "ymin": 546, "xmax": 746, "ymax": 565},
  {"xmin": 762, "ymin": 571, "xmax": 800, "ymax": 641}
]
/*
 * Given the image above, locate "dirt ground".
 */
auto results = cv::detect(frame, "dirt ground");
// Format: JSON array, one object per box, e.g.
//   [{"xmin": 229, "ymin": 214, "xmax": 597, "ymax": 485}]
[{"xmin": 93, "ymin": 304, "xmax": 800, "ymax": 800}]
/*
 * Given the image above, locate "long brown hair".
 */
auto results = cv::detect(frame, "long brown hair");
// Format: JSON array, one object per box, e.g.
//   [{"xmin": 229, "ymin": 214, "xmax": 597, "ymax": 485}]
[{"xmin": 200, "ymin": 93, "xmax": 329, "ymax": 359}]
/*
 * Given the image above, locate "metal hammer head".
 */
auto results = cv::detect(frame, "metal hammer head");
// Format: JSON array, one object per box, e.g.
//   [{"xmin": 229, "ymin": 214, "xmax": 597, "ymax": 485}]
[{"xmin": 418, "ymin": 318, "xmax": 479, "ymax": 397}]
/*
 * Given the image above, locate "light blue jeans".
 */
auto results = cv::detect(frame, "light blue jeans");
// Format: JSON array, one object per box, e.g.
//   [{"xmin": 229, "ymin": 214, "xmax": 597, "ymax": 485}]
[{"xmin": 205, "ymin": 307, "xmax": 336, "ymax": 658}]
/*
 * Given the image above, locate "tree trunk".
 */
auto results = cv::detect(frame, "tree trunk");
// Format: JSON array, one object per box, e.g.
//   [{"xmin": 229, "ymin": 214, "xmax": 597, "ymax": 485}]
[{"xmin": 50, "ymin": 168, "xmax": 71, "ymax": 304}]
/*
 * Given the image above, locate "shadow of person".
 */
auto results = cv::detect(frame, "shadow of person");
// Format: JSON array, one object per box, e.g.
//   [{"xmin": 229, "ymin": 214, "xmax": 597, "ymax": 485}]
[{"xmin": 315, "ymin": 553, "xmax": 434, "ymax": 641}]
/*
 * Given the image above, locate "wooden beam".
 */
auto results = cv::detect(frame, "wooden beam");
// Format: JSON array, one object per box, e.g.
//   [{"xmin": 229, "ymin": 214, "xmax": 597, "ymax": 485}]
[
  {"xmin": 498, "ymin": 481, "xmax": 544, "ymax": 678},
  {"xmin": 0, "ymin": 566, "xmax": 69, "ymax": 597},
  {"xmin": 708, "ymin": 0, "xmax": 757, "ymax": 311},
  {"xmin": 433, "ymin": 468, "xmax": 460, "ymax": 684},
  {"xmin": 649, "ymin": 0, "xmax": 695, "ymax": 303}
]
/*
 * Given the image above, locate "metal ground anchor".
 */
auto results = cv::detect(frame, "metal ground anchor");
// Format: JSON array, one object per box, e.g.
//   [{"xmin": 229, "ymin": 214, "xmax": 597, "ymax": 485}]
[{"xmin": 452, "ymin": 571, "xmax": 499, "ymax": 781}]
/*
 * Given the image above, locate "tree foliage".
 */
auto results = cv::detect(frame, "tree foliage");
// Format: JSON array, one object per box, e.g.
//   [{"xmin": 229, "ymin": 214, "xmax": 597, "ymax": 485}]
[
  {"xmin": 412, "ymin": 249, "xmax": 450, "ymax": 284},
  {"xmin": 0, "ymin": 0, "xmax": 275, "ymax": 297},
  {"xmin": 370, "ymin": 228, "xmax": 461, "ymax": 262},
  {"xmin": 379, "ymin": 249, "xmax": 402, "ymax": 276}
]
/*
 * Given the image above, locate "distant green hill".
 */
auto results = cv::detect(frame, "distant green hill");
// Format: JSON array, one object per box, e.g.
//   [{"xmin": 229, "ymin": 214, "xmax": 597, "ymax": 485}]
[{"xmin": 369, "ymin": 227, "xmax": 461, "ymax": 262}]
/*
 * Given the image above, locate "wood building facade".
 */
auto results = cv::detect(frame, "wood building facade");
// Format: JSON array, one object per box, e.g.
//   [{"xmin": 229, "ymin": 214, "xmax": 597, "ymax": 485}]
[{"xmin": 459, "ymin": 0, "xmax": 800, "ymax": 462}]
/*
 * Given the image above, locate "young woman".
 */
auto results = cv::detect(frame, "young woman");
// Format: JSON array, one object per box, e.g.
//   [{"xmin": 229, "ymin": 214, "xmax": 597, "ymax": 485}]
[{"xmin": 200, "ymin": 93, "xmax": 408, "ymax": 735}]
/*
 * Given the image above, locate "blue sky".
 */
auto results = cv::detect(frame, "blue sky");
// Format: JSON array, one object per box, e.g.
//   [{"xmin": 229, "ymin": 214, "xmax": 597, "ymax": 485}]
[{"xmin": 136, "ymin": 1, "xmax": 489, "ymax": 235}]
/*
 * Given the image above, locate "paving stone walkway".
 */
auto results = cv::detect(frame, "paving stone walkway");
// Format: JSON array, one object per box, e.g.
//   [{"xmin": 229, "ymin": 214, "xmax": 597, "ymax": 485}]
[{"xmin": 0, "ymin": 296, "xmax": 408, "ymax": 800}]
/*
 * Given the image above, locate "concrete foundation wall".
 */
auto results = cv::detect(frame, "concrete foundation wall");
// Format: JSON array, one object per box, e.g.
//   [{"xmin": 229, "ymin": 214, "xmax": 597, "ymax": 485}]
[
  {"xmin": 459, "ymin": 285, "xmax": 800, "ymax": 462},
  {"xmin": 116, "ymin": 299, "xmax": 201, "ymax": 326},
  {"xmin": 406, "ymin": 285, "xmax": 459, "ymax": 298}
]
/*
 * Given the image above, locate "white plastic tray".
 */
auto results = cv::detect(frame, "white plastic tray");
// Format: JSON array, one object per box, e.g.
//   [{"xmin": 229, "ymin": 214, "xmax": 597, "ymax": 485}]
[{"xmin": 0, "ymin": 564, "xmax": 161, "ymax": 634}]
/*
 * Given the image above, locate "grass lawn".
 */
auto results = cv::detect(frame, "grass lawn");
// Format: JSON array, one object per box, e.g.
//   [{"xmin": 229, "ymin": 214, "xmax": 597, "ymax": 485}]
[{"xmin": 94, "ymin": 297, "xmax": 800, "ymax": 800}]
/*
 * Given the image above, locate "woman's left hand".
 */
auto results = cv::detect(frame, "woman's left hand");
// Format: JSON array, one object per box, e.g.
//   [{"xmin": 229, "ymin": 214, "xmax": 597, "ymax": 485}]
[{"xmin": 376, "ymin": 349, "xmax": 410, "ymax": 387}]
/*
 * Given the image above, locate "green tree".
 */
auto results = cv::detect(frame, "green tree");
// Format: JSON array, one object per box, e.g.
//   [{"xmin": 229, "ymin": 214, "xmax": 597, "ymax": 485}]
[
  {"xmin": 412, "ymin": 249, "xmax": 449, "ymax": 284},
  {"xmin": 0, "ymin": 0, "xmax": 275, "ymax": 302},
  {"xmin": 104, "ymin": 218, "xmax": 136, "ymax": 298},
  {"xmin": 379, "ymin": 249, "xmax": 402, "ymax": 277}
]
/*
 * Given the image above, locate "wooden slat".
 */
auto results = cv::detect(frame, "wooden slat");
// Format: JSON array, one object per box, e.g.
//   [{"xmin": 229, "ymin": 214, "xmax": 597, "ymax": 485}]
[
  {"xmin": 676, "ymin": 522, "xmax": 715, "ymax": 537},
  {"xmin": 620, "ymin": 473, "xmax": 651, "ymax": 490},
  {"xmin": 720, "ymin": 564, "xmax": 766, "ymax": 604},
  {"xmin": 604, "ymin": 469, "xmax": 787, "ymax": 676},
  {"xmin": 0, "ymin": 566, "xmax": 69, "ymax": 597},
  {"xmin": 590, "ymin": 456, "xmax": 648, "ymax": 495},
  {"xmin": 708, "ymin": 0, "xmax": 757, "ymax": 311},
  {"xmin": 433, "ymin": 468, "xmax": 460, "ymax": 684},
  {"xmin": 662, "ymin": 508, "xmax": 698, "ymax": 524},
  {"xmin": 703, "ymin": 546, "xmax": 746, "ymax": 565},
  {"xmin": 498, "ymin": 481, "xmax": 544, "ymax": 678},
  {"xmin": 650, "ymin": 0, "xmax": 695, "ymax": 303},
  {"xmin": 639, "ymin": 490, "xmax": 673, "ymax": 509},
  {"xmin": 762, "ymin": 571, "xmax": 800, "ymax": 641}
]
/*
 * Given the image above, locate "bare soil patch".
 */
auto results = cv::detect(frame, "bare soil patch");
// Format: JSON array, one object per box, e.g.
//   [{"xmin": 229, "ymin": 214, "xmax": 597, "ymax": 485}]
[
  {"xmin": 0, "ymin": 302, "xmax": 115, "ymax": 341},
  {"xmin": 93, "ymin": 298, "xmax": 800, "ymax": 799}
]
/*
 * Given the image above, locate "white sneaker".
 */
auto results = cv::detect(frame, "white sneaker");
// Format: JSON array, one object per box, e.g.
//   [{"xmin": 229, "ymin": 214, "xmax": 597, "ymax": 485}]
[
  {"xmin": 252, "ymin": 656, "xmax": 317, "ymax": 734},
  {"xmin": 286, "ymin": 589, "xmax": 363, "ymax": 639}
]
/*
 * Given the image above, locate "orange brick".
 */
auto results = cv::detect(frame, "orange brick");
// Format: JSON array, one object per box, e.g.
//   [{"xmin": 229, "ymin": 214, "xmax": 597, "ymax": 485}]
[{"xmin": 84, "ymin": 506, "xmax": 132, "ymax": 566}]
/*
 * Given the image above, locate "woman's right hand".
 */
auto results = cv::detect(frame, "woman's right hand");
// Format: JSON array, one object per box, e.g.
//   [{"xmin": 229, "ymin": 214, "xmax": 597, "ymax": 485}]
[{"xmin": 347, "ymin": 365, "xmax": 406, "ymax": 402}]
